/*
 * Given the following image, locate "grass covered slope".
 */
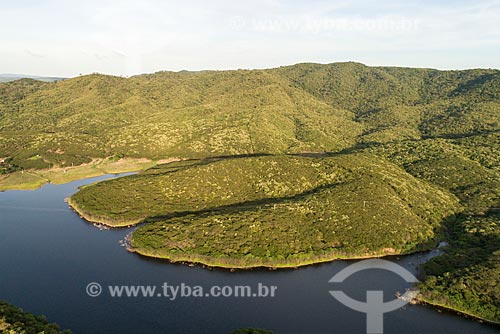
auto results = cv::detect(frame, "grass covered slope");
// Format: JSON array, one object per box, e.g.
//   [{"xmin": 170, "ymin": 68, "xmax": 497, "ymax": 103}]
[{"xmin": 70, "ymin": 153, "xmax": 460, "ymax": 267}]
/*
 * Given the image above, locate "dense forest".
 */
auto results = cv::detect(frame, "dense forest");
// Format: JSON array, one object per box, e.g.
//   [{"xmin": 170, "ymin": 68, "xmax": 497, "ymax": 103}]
[
  {"xmin": 71, "ymin": 154, "xmax": 459, "ymax": 267},
  {"xmin": 1, "ymin": 62, "xmax": 499, "ymax": 323}
]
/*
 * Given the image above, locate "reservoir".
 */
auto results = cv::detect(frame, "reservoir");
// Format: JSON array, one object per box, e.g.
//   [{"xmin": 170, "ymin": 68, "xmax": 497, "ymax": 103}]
[{"xmin": 0, "ymin": 175, "xmax": 498, "ymax": 334}]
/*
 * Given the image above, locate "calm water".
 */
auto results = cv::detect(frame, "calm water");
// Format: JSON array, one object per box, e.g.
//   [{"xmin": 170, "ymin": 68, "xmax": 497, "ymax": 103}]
[{"xmin": 0, "ymin": 175, "xmax": 498, "ymax": 334}]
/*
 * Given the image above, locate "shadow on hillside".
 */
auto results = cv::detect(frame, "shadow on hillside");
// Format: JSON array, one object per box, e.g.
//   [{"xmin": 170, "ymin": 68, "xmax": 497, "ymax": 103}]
[
  {"xmin": 450, "ymin": 73, "xmax": 499, "ymax": 97},
  {"xmin": 138, "ymin": 176, "xmax": 461, "ymax": 263},
  {"xmin": 140, "ymin": 180, "xmax": 344, "ymax": 224},
  {"xmin": 144, "ymin": 131, "xmax": 499, "ymax": 179},
  {"xmin": 419, "ymin": 211, "xmax": 500, "ymax": 323},
  {"xmin": 421, "ymin": 128, "xmax": 500, "ymax": 140},
  {"xmin": 288, "ymin": 144, "xmax": 372, "ymax": 158},
  {"xmin": 145, "ymin": 153, "xmax": 273, "ymax": 176}
]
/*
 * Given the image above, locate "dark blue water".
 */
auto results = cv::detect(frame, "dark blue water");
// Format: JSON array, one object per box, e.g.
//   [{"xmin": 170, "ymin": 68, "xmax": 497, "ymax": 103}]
[{"xmin": 0, "ymin": 175, "xmax": 498, "ymax": 334}]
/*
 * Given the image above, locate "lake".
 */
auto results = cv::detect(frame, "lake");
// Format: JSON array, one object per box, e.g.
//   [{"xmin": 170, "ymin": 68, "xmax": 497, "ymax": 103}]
[{"xmin": 0, "ymin": 175, "xmax": 498, "ymax": 334}]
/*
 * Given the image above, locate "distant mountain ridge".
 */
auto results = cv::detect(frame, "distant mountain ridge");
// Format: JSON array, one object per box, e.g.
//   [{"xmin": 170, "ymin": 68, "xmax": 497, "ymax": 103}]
[{"xmin": 0, "ymin": 74, "xmax": 65, "ymax": 83}]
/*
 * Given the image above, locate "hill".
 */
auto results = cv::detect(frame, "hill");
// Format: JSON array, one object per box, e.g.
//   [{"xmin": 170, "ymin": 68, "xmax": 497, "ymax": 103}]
[
  {"xmin": 70, "ymin": 153, "xmax": 460, "ymax": 267},
  {"xmin": 1, "ymin": 62, "xmax": 499, "ymax": 322},
  {"xmin": 0, "ymin": 63, "xmax": 498, "ymax": 172}
]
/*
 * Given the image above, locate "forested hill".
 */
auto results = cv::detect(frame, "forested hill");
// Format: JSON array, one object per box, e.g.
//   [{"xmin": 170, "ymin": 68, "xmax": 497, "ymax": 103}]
[{"xmin": 0, "ymin": 62, "xmax": 499, "ymax": 170}]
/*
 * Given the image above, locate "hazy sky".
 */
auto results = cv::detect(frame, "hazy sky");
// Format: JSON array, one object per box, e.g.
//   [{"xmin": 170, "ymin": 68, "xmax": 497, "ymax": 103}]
[{"xmin": 1, "ymin": 0, "xmax": 499, "ymax": 77}]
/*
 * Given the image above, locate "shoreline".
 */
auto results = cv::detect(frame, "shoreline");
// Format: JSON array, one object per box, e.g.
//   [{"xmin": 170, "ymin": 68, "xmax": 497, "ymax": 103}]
[
  {"xmin": 129, "ymin": 244, "xmax": 500, "ymax": 326},
  {"xmin": 67, "ymin": 196, "xmax": 145, "ymax": 228},
  {"xmin": 127, "ymin": 245, "xmax": 413, "ymax": 270},
  {"xmin": 416, "ymin": 295, "xmax": 500, "ymax": 327},
  {"xmin": 0, "ymin": 157, "xmax": 180, "ymax": 192}
]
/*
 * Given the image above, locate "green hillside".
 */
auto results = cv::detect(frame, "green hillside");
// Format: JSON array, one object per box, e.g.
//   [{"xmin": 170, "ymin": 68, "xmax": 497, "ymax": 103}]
[
  {"xmin": 1, "ymin": 62, "xmax": 499, "ymax": 322},
  {"xmin": 127, "ymin": 154, "xmax": 459, "ymax": 267},
  {"xmin": 0, "ymin": 69, "xmax": 363, "ymax": 171},
  {"xmin": 70, "ymin": 153, "xmax": 460, "ymax": 266},
  {"xmin": 3, "ymin": 62, "xmax": 498, "ymax": 171}
]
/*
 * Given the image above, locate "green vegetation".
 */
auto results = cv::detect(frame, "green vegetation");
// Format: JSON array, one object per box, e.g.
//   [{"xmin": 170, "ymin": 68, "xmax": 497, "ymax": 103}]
[
  {"xmin": 0, "ymin": 157, "xmax": 21, "ymax": 175},
  {"xmin": 419, "ymin": 215, "xmax": 500, "ymax": 323},
  {"xmin": 2, "ymin": 62, "xmax": 500, "ymax": 322},
  {"xmin": 365, "ymin": 139, "xmax": 500, "ymax": 323},
  {"xmin": 0, "ymin": 300, "xmax": 70, "ymax": 334},
  {"xmin": 2, "ymin": 62, "xmax": 499, "ymax": 171},
  {"xmin": 72, "ymin": 153, "xmax": 459, "ymax": 266},
  {"xmin": 0, "ymin": 157, "xmax": 160, "ymax": 191},
  {"xmin": 70, "ymin": 154, "xmax": 355, "ymax": 226}
]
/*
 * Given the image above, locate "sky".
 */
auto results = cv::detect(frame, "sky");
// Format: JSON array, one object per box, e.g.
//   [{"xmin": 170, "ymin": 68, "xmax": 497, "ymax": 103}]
[{"xmin": 1, "ymin": 0, "xmax": 500, "ymax": 77}]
